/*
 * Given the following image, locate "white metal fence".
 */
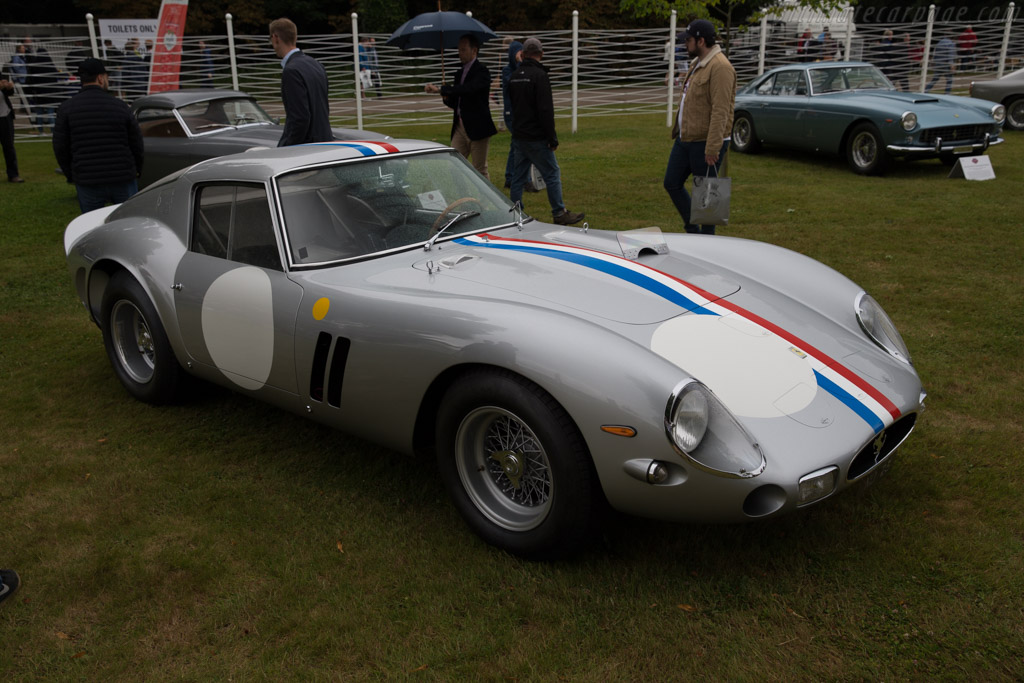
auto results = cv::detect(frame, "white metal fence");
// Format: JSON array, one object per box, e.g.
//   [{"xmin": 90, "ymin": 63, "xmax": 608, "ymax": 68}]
[{"xmin": 2, "ymin": 5, "xmax": 1021, "ymax": 140}]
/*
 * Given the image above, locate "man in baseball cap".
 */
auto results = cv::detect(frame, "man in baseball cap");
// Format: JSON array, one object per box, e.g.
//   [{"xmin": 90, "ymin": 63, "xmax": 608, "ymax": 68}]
[
  {"xmin": 664, "ymin": 19, "xmax": 736, "ymax": 235},
  {"xmin": 53, "ymin": 55, "xmax": 144, "ymax": 213}
]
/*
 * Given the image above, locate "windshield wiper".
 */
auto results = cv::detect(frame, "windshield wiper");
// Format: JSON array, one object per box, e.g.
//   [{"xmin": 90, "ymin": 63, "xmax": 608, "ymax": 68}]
[{"xmin": 423, "ymin": 211, "xmax": 480, "ymax": 251}]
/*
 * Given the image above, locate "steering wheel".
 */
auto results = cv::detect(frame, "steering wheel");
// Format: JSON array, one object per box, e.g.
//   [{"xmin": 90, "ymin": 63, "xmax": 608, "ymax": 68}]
[{"xmin": 429, "ymin": 197, "xmax": 483, "ymax": 237}]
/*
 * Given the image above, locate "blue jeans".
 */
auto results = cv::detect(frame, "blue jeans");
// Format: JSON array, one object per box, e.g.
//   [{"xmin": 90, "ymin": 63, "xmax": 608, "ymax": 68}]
[
  {"xmin": 509, "ymin": 139, "xmax": 564, "ymax": 216},
  {"xmin": 664, "ymin": 139, "xmax": 729, "ymax": 235},
  {"xmin": 926, "ymin": 68, "xmax": 952, "ymax": 94},
  {"xmin": 76, "ymin": 180, "xmax": 138, "ymax": 214},
  {"xmin": 504, "ymin": 137, "xmax": 519, "ymax": 187}
]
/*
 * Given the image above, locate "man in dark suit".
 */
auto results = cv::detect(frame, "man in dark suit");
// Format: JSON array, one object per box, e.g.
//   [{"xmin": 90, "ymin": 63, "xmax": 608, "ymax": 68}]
[
  {"xmin": 425, "ymin": 34, "xmax": 498, "ymax": 179},
  {"xmin": 270, "ymin": 17, "xmax": 333, "ymax": 147}
]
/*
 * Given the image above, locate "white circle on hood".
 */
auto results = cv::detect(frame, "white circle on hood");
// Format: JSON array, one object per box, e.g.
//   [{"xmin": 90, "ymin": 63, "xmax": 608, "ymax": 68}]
[{"xmin": 651, "ymin": 314, "xmax": 816, "ymax": 418}]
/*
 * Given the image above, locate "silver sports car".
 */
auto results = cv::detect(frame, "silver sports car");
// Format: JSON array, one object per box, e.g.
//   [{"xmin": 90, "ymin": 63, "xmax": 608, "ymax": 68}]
[
  {"xmin": 64, "ymin": 140, "xmax": 926, "ymax": 558},
  {"xmin": 970, "ymin": 67, "xmax": 1024, "ymax": 131},
  {"xmin": 131, "ymin": 89, "xmax": 389, "ymax": 188}
]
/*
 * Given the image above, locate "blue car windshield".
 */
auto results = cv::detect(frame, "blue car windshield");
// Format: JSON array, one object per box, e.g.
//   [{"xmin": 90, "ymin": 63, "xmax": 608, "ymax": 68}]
[{"xmin": 809, "ymin": 66, "xmax": 894, "ymax": 95}]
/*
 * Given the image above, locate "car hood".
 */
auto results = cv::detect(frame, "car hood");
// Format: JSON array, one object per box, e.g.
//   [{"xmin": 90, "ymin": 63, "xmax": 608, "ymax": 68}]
[
  {"xmin": 823, "ymin": 91, "xmax": 996, "ymax": 121},
  {"xmin": 191, "ymin": 125, "xmax": 388, "ymax": 148},
  {"xmin": 405, "ymin": 227, "xmax": 742, "ymax": 325}
]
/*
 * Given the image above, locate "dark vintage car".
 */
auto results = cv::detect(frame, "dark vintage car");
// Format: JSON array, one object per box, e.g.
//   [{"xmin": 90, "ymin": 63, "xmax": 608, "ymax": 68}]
[
  {"xmin": 732, "ymin": 62, "xmax": 1006, "ymax": 175},
  {"xmin": 131, "ymin": 89, "xmax": 389, "ymax": 188},
  {"xmin": 970, "ymin": 67, "xmax": 1024, "ymax": 131}
]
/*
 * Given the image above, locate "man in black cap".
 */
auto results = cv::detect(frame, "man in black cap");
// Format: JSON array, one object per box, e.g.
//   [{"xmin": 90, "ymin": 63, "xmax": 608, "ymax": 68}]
[
  {"xmin": 664, "ymin": 19, "xmax": 736, "ymax": 235},
  {"xmin": 53, "ymin": 57, "xmax": 144, "ymax": 213}
]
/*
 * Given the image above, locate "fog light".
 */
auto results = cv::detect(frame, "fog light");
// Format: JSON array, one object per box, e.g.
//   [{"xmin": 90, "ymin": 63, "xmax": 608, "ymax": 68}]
[
  {"xmin": 798, "ymin": 466, "xmax": 838, "ymax": 506},
  {"xmin": 647, "ymin": 461, "xmax": 669, "ymax": 484}
]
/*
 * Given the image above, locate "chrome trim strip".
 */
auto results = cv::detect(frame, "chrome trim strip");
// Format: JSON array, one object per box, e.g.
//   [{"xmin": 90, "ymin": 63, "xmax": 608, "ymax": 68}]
[{"xmin": 886, "ymin": 138, "xmax": 1003, "ymax": 153}]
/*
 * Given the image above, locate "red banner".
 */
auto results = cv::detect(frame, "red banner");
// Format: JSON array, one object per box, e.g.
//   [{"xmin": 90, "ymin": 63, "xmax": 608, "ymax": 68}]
[{"xmin": 149, "ymin": 0, "xmax": 189, "ymax": 93}]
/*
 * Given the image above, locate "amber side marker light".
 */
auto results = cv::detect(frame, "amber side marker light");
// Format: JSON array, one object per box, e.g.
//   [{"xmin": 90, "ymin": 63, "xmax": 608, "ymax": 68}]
[{"xmin": 601, "ymin": 425, "xmax": 637, "ymax": 437}]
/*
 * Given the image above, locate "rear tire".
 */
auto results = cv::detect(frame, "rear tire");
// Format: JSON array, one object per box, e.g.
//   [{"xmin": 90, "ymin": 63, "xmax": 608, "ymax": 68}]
[
  {"xmin": 100, "ymin": 271, "xmax": 183, "ymax": 404},
  {"xmin": 436, "ymin": 370, "xmax": 602, "ymax": 559},
  {"xmin": 731, "ymin": 112, "xmax": 761, "ymax": 153},
  {"xmin": 846, "ymin": 123, "xmax": 889, "ymax": 175}
]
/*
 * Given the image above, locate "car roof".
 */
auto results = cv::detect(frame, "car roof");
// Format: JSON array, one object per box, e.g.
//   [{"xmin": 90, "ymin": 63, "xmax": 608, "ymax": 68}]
[
  {"xmin": 182, "ymin": 139, "xmax": 449, "ymax": 182},
  {"xmin": 764, "ymin": 61, "xmax": 873, "ymax": 75},
  {"xmin": 130, "ymin": 89, "xmax": 253, "ymax": 111}
]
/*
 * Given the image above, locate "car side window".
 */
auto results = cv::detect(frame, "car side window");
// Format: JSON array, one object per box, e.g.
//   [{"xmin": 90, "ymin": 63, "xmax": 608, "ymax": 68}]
[
  {"xmin": 192, "ymin": 184, "xmax": 283, "ymax": 271},
  {"xmin": 756, "ymin": 75, "xmax": 775, "ymax": 96},
  {"xmin": 772, "ymin": 71, "xmax": 806, "ymax": 96},
  {"xmin": 135, "ymin": 107, "xmax": 186, "ymax": 138}
]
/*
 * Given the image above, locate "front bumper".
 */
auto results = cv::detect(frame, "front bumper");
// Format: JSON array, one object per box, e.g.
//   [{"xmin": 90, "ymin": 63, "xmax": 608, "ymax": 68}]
[{"xmin": 887, "ymin": 132, "xmax": 1003, "ymax": 155}]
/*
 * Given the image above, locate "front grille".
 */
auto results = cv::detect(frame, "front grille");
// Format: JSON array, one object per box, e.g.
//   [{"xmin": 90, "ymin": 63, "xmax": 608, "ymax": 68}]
[
  {"xmin": 847, "ymin": 413, "xmax": 918, "ymax": 481},
  {"xmin": 919, "ymin": 125, "xmax": 989, "ymax": 144}
]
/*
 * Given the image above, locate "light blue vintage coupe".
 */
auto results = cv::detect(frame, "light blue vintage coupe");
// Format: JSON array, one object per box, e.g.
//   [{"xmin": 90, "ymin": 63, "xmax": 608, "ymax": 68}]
[{"xmin": 732, "ymin": 62, "xmax": 1006, "ymax": 174}]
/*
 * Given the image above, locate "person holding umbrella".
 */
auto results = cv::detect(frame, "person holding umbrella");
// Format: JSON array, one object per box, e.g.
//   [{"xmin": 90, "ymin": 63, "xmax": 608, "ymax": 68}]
[{"xmin": 425, "ymin": 34, "xmax": 497, "ymax": 179}]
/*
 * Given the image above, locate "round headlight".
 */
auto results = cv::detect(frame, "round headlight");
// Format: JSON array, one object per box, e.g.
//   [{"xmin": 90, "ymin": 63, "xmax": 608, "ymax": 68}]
[
  {"xmin": 669, "ymin": 384, "xmax": 708, "ymax": 453},
  {"xmin": 856, "ymin": 292, "xmax": 911, "ymax": 364},
  {"xmin": 900, "ymin": 111, "xmax": 917, "ymax": 131},
  {"xmin": 992, "ymin": 104, "xmax": 1006, "ymax": 123}
]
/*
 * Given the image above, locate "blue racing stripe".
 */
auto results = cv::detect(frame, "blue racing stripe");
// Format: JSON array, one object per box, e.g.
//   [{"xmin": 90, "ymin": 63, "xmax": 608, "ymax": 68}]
[
  {"xmin": 814, "ymin": 370, "xmax": 884, "ymax": 434},
  {"xmin": 308, "ymin": 142, "xmax": 377, "ymax": 156},
  {"xmin": 457, "ymin": 238, "xmax": 716, "ymax": 314}
]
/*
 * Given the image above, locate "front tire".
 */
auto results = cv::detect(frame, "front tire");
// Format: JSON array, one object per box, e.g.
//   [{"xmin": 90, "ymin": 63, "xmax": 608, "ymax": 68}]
[
  {"xmin": 100, "ymin": 271, "xmax": 183, "ymax": 404},
  {"xmin": 731, "ymin": 112, "xmax": 761, "ymax": 153},
  {"xmin": 436, "ymin": 370, "xmax": 602, "ymax": 559},
  {"xmin": 846, "ymin": 123, "xmax": 889, "ymax": 175},
  {"xmin": 1004, "ymin": 96, "xmax": 1024, "ymax": 131}
]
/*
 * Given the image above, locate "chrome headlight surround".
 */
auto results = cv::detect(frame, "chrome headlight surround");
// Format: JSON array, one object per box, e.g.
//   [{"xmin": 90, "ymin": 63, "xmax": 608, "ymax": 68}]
[
  {"xmin": 991, "ymin": 103, "xmax": 1006, "ymax": 123},
  {"xmin": 665, "ymin": 380, "xmax": 765, "ymax": 479},
  {"xmin": 900, "ymin": 111, "xmax": 918, "ymax": 131},
  {"xmin": 855, "ymin": 292, "xmax": 912, "ymax": 365}
]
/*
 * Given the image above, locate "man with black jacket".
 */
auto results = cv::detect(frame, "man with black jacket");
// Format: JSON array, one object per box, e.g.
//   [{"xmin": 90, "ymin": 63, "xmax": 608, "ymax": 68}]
[
  {"xmin": 53, "ymin": 58, "xmax": 144, "ymax": 214},
  {"xmin": 1, "ymin": 70, "xmax": 23, "ymax": 182},
  {"xmin": 425, "ymin": 34, "xmax": 497, "ymax": 179},
  {"xmin": 507, "ymin": 38, "xmax": 583, "ymax": 226}
]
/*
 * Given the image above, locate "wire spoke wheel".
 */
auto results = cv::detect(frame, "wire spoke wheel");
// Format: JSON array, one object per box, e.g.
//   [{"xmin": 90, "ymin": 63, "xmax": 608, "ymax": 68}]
[
  {"xmin": 851, "ymin": 131, "xmax": 878, "ymax": 168},
  {"xmin": 455, "ymin": 406, "xmax": 553, "ymax": 531}
]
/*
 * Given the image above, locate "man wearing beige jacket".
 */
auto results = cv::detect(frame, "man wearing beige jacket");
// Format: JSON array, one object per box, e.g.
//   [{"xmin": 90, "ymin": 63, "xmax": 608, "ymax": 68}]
[{"xmin": 664, "ymin": 20, "xmax": 736, "ymax": 235}]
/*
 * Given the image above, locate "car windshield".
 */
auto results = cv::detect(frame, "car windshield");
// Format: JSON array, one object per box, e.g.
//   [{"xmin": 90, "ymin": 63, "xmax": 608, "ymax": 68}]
[
  {"xmin": 276, "ymin": 150, "xmax": 517, "ymax": 266},
  {"xmin": 809, "ymin": 66, "xmax": 894, "ymax": 94},
  {"xmin": 176, "ymin": 97, "xmax": 275, "ymax": 135}
]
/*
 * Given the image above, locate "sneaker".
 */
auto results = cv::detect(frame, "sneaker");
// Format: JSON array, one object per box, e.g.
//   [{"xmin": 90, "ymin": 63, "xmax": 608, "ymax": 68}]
[
  {"xmin": 8, "ymin": 176, "xmax": 24, "ymax": 183},
  {"xmin": 552, "ymin": 209, "xmax": 584, "ymax": 226},
  {"xmin": 0, "ymin": 569, "xmax": 20, "ymax": 605}
]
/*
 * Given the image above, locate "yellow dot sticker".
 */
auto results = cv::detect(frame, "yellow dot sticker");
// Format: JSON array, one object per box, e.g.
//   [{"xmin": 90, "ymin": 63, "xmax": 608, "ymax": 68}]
[{"xmin": 312, "ymin": 297, "xmax": 330, "ymax": 321}]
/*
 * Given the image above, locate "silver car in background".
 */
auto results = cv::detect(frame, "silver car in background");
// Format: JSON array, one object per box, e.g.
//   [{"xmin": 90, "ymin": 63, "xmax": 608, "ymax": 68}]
[
  {"xmin": 64, "ymin": 140, "xmax": 925, "ymax": 558},
  {"xmin": 970, "ymin": 68, "xmax": 1024, "ymax": 130}
]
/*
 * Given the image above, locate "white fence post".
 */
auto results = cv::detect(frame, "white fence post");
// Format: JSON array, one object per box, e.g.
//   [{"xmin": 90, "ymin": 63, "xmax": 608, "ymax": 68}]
[
  {"xmin": 667, "ymin": 10, "xmax": 677, "ymax": 127},
  {"xmin": 572, "ymin": 11, "xmax": 579, "ymax": 134},
  {"xmin": 226, "ymin": 13, "xmax": 239, "ymax": 91},
  {"xmin": 86, "ymin": 13, "xmax": 99, "ymax": 58},
  {"xmin": 920, "ymin": 4, "xmax": 935, "ymax": 92},
  {"xmin": 843, "ymin": 6, "xmax": 854, "ymax": 60},
  {"xmin": 998, "ymin": 2, "xmax": 1016, "ymax": 78},
  {"xmin": 757, "ymin": 13, "xmax": 767, "ymax": 75},
  {"xmin": 351, "ymin": 13, "xmax": 363, "ymax": 130}
]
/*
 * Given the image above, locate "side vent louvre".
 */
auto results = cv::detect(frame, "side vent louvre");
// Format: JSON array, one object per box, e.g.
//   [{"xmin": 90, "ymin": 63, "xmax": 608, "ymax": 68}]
[
  {"xmin": 327, "ymin": 338, "xmax": 351, "ymax": 408},
  {"xmin": 310, "ymin": 332, "xmax": 332, "ymax": 401}
]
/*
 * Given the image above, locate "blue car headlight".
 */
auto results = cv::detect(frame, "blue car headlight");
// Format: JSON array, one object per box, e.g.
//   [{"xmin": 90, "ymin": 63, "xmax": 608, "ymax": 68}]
[
  {"xmin": 991, "ymin": 103, "xmax": 1006, "ymax": 123},
  {"xmin": 855, "ymin": 292, "xmax": 911, "ymax": 364},
  {"xmin": 900, "ymin": 111, "xmax": 917, "ymax": 131},
  {"xmin": 665, "ymin": 381, "xmax": 765, "ymax": 479}
]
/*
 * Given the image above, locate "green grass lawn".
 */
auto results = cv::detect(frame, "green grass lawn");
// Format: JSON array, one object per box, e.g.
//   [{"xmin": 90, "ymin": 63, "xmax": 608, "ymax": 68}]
[{"xmin": 1, "ymin": 119, "xmax": 1022, "ymax": 680}]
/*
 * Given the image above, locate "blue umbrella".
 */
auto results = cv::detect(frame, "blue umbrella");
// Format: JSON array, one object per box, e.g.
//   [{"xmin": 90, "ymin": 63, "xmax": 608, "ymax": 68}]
[{"xmin": 386, "ymin": 11, "xmax": 498, "ymax": 52}]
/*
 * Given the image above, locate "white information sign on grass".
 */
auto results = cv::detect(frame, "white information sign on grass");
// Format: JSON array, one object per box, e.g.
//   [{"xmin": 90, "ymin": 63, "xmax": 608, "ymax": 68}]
[{"xmin": 948, "ymin": 155, "xmax": 996, "ymax": 181}]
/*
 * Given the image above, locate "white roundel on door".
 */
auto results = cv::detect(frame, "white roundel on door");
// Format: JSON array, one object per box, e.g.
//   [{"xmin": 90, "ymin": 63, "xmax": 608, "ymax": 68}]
[
  {"xmin": 201, "ymin": 266, "xmax": 274, "ymax": 390},
  {"xmin": 651, "ymin": 314, "xmax": 817, "ymax": 418}
]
